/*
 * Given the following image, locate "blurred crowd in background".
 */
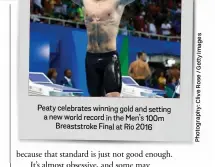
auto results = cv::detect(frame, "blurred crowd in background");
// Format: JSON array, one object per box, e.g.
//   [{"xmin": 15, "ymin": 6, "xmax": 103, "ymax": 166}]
[{"xmin": 31, "ymin": 0, "xmax": 181, "ymax": 38}]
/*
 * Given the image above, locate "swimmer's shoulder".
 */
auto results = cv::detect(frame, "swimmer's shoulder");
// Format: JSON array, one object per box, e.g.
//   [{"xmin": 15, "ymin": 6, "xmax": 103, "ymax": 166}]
[{"xmin": 131, "ymin": 60, "xmax": 138, "ymax": 67}]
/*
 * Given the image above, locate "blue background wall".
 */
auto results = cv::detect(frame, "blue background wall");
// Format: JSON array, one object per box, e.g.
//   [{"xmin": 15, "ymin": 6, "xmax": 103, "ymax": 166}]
[
  {"xmin": 29, "ymin": 23, "xmax": 180, "ymax": 96},
  {"xmin": 30, "ymin": 32, "xmax": 50, "ymax": 73}
]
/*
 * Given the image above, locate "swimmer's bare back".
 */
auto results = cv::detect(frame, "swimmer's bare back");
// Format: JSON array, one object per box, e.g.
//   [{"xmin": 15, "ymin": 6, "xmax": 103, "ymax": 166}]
[
  {"xmin": 129, "ymin": 60, "xmax": 151, "ymax": 80},
  {"xmin": 72, "ymin": 0, "xmax": 135, "ymax": 53}
]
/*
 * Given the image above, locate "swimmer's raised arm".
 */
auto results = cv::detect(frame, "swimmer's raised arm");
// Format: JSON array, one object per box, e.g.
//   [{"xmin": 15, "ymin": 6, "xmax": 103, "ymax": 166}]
[
  {"xmin": 120, "ymin": 0, "xmax": 135, "ymax": 6},
  {"xmin": 71, "ymin": 0, "xmax": 83, "ymax": 6}
]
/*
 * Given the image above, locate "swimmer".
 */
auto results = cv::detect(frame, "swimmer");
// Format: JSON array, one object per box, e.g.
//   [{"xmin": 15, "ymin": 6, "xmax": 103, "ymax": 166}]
[
  {"xmin": 72, "ymin": 0, "xmax": 135, "ymax": 97},
  {"xmin": 128, "ymin": 52, "xmax": 151, "ymax": 86}
]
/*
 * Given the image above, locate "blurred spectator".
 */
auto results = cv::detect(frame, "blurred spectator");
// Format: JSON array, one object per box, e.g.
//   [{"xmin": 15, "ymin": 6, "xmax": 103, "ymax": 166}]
[
  {"xmin": 158, "ymin": 71, "xmax": 166, "ymax": 89},
  {"xmin": 119, "ymin": 16, "xmax": 129, "ymax": 36},
  {"xmin": 61, "ymin": 69, "xmax": 74, "ymax": 87},
  {"xmin": 68, "ymin": 3, "xmax": 78, "ymax": 20},
  {"xmin": 134, "ymin": 11, "xmax": 146, "ymax": 32},
  {"xmin": 155, "ymin": 12, "xmax": 165, "ymax": 30},
  {"xmin": 53, "ymin": 3, "xmax": 63, "ymax": 18},
  {"xmin": 47, "ymin": 68, "xmax": 58, "ymax": 84},
  {"xmin": 148, "ymin": 19, "xmax": 157, "ymax": 35},
  {"xmin": 42, "ymin": 0, "xmax": 53, "ymax": 14},
  {"xmin": 167, "ymin": 65, "xmax": 180, "ymax": 82},
  {"xmin": 166, "ymin": 76, "xmax": 176, "ymax": 92},
  {"xmin": 62, "ymin": 3, "xmax": 68, "ymax": 16},
  {"xmin": 49, "ymin": 0, "xmax": 57, "ymax": 11},
  {"xmin": 161, "ymin": 19, "xmax": 172, "ymax": 36},
  {"xmin": 128, "ymin": 18, "xmax": 136, "ymax": 35},
  {"xmin": 165, "ymin": 75, "xmax": 180, "ymax": 98},
  {"xmin": 77, "ymin": 6, "xmax": 84, "ymax": 21},
  {"xmin": 31, "ymin": 5, "xmax": 42, "ymax": 23}
]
